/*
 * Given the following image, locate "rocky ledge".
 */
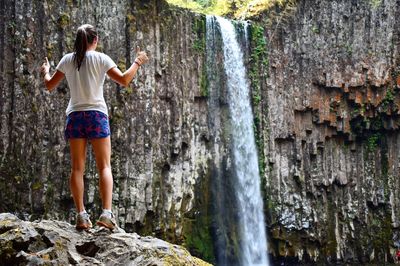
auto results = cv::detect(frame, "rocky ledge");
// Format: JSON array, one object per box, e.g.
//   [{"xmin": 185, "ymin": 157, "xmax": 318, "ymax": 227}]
[{"xmin": 0, "ymin": 213, "xmax": 211, "ymax": 266}]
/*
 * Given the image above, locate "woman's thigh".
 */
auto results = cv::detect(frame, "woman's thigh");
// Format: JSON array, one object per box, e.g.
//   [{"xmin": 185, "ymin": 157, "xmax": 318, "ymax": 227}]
[
  {"xmin": 69, "ymin": 138, "xmax": 87, "ymax": 172},
  {"xmin": 91, "ymin": 136, "xmax": 111, "ymax": 170}
]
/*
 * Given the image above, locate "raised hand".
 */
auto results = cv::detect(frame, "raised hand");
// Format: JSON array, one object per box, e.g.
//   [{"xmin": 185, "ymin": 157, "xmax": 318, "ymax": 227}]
[
  {"xmin": 134, "ymin": 46, "xmax": 149, "ymax": 66},
  {"xmin": 41, "ymin": 57, "xmax": 50, "ymax": 76}
]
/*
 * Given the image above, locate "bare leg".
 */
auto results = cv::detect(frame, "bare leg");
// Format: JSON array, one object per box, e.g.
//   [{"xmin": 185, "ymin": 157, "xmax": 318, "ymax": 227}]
[
  {"xmin": 91, "ymin": 136, "xmax": 113, "ymax": 210},
  {"xmin": 69, "ymin": 138, "xmax": 87, "ymax": 212}
]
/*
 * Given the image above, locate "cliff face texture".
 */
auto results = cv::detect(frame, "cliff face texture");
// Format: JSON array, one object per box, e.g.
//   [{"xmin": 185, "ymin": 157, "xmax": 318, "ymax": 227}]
[
  {"xmin": 0, "ymin": 0, "xmax": 213, "ymax": 260},
  {"xmin": 1, "ymin": 0, "xmax": 400, "ymax": 264},
  {"xmin": 260, "ymin": 0, "xmax": 400, "ymax": 263}
]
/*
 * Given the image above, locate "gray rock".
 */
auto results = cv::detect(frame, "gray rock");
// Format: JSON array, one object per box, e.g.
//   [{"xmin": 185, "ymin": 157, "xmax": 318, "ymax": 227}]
[{"xmin": 0, "ymin": 213, "xmax": 211, "ymax": 266}]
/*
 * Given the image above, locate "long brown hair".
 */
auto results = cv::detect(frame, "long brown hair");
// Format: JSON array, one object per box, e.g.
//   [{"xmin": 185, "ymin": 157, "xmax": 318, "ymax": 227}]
[{"xmin": 73, "ymin": 24, "xmax": 97, "ymax": 71}]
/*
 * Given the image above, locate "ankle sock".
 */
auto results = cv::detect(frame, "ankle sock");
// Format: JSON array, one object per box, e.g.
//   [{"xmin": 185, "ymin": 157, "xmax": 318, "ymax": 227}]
[
  {"xmin": 102, "ymin": 209, "xmax": 113, "ymax": 218},
  {"xmin": 78, "ymin": 210, "xmax": 87, "ymax": 216}
]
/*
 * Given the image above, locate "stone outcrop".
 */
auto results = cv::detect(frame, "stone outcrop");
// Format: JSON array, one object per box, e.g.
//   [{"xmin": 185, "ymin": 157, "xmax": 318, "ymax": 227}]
[{"xmin": 0, "ymin": 213, "xmax": 211, "ymax": 265}]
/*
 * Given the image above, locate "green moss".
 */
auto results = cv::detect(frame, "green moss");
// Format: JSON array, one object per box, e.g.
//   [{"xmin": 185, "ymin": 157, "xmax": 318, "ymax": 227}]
[
  {"xmin": 381, "ymin": 138, "xmax": 390, "ymax": 201},
  {"xmin": 350, "ymin": 104, "xmax": 366, "ymax": 118},
  {"xmin": 366, "ymin": 133, "xmax": 380, "ymax": 152},
  {"xmin": 118, "ymin": 58, "xmax": 126, "ymax": 72},
  {"xmin": 110, "ymin": 108, "xmax": 124, "ymax": 126},
  {"xmin": 311, "ymin": 25, "xmax": 320, "ymax": 34},
  {"xmin": 46, "ymin": 42, "xmax": 56, "ymax": 60},
  {"xmin": 324, "ymin": 197, "xmax": 337, "ymax": 257},
  {"xmin": 193, "ymin": 39, "xmax": 205, "ymax": 53},
  {"xmin": 32, "ymin": 181, "xmax": 43, "ymax": 190},
  {"xmin": 381, "ymin": 87, "xmax": 395, "ymax": 112},
  {"xmin": 385, "ymin": 87, "xmax": 394, "ymax": 102},
  {"xmin": 182, "ymin": 168, "xmax": 215, "ymax": 263},
  {"xmin": 125, "ymin": 86, "xmax": 134, "ymax": 95},
  {"xmin": 183, "ymin": 215, "xmax": 214, "ymax": 263},
  {"xmin": 31, "ymin": 102, "xmax": 39, "ymax": 113},
  {"xmin": 66, "ymin": 0, "xmax": 74, "ymax": 7},
  {"xmin": 192, "ymin": 17, "xmax": 206, "ymax": 53},
  {"xmin": 345, "ymin": 44, "xmax": 353, "ymax": 55},
  {"xmin": 58, "ymin": 13, "xmax": 70, "ymax": 29},
  {"xmin": 200, "ymin": 66, "xmax": 208, "ymax": 97},
  {"xmin": 192, "ymin": 16, "xmax": 208, "ymax": 97},
  {"xmin": 249, "ymin": 19, "xmax": 270, "ymax": 238},
  {"xmin": 370, "ymin": 214, "xmax": 392, "ymax": 259},
  {"xmin": 370, "ymin": 0, "xmax": 382, "ymax": 8},
  {"xmin": 249, "ymin": 23, "xmax": 268, "ymax": 178}
]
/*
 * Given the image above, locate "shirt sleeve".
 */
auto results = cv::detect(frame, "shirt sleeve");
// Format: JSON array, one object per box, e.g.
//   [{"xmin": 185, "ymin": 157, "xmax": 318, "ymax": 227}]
[
  {"xmin": 56, "ymin": 54, "xmax": 69, "ymax": 74},
  {"xmin": 102, "ymin": 54, "xmax": 117, "ymax": 72}
]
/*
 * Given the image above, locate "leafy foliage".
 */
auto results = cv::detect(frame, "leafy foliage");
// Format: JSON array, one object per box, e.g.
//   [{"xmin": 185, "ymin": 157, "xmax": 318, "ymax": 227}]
[{"xmin": 166, "ymin": 0, "xmax": 291, "ymax": 18}]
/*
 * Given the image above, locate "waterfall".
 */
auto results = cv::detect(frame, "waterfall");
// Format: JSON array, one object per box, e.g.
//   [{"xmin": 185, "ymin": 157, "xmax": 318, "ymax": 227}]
[{"xmin": 206, "ymin": 15, "xmax": 270, "ymax": 266}]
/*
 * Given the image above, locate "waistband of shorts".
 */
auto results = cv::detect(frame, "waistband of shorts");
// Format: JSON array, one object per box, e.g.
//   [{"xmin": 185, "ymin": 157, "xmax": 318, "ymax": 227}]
[{"xmin": 67, "ymin": 110, "xmax": 108, "ymax": 117}]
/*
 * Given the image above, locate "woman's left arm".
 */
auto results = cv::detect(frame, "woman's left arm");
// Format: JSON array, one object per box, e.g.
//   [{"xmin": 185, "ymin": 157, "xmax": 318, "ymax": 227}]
[{"xmin": 41, "ymin": 57, "xmax": 65, "ymax": 92}]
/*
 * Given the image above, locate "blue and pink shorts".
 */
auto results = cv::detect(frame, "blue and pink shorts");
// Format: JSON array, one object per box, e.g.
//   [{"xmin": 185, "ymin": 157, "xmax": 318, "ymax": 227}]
[{"xmin": 65, "ymin": 111, "xmax": 110, "ymax": 140}]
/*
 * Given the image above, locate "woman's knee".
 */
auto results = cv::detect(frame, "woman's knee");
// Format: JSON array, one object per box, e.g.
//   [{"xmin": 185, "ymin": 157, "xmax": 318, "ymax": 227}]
[
  {"xmin": 97, "ymin": 164, "xmax": 112, "ymax": 174},
  {"xmin": 71, "ymin": 163, "xmax": 85, "ymax": 174}
]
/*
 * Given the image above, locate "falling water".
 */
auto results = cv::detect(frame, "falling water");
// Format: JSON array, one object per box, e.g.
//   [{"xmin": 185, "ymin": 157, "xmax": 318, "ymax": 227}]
[
  {"xmin": 214, "ymin": 16, "xmax": 270, "ymax": 266},
  {"xmin": 243, "ymin": 20, "xmax": 250, "ymax": 49}
]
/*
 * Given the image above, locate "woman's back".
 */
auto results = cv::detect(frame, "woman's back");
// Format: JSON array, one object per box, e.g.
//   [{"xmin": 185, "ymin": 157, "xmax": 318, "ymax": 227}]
[{"xmin": 57, "ymin": 50, "xmax": 116, "ymax": 116}]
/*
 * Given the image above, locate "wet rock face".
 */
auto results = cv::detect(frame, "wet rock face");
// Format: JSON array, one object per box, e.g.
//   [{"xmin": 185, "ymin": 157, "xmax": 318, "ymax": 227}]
[
  {"xmin": 258, "ymin": 0, "xmax": 400, "ymax": 263},
  {"xmin": 0, "ymin": 213, "xmax": 211, "ymax": 265},
  {"xmin": 0, "ymin": 0, "xmax": 211, "ymax": 251}
]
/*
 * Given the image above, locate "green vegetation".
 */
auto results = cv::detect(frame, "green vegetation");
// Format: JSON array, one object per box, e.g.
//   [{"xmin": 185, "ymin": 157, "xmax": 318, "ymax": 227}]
[
  {"xmin": 191, "ymin": 17, "xmax": 209, "ymax": 96},
  {"xmin": 166, "ymin": 0, "xmax": 291, "ymax": 18},
  {"xmin": 324, "ymin": 194, "xmax": 338, "ymax": 257},
  {"xmin": 183, "ymin": 215, "xmax": 215, "ymax": 263},
  {"xmin": 370, "ymin": 213, "xmax": 392, "ymax": 259},
  {"xmin": 381, "ymin": 87, "xmax": 395, "ymax": 112},
  {"xmin": 350, "ymin": 115, "xmax": 383, "ymax": 153},
  {"xmin": 370, "ymin": 0, "xmax": 382, "ymax": 8},
  {"xmin": 200, "ymin": 67, "xmax": 208, "ymax": 97},
  {"xmin": 192, "ymin": 17, "xmax": 206, "ymax": 53},
  {"xmin": 366, "ymin": 133, "xmax": 381, "ymax": 152},
  {"xmin": 58, "ymin": 12, "xmax": 70, "ymax": 29},
  {"xmin": 249, "ymin": 24, "xmax": 268, "ymax": 178},
  {"xmin": 182, "ymin": 169, "xmax": 215, "ymax": 263},
  {"xmin": 345, "ymin": 44, "xmax": 353, "ymax": 55},
  {"xmin": 380, "ymin": 138, "xmax": 390, "ymax": 201},
  {"xmin": 311, "ymin": 25, "xmax": 320, "ymax": 34}
]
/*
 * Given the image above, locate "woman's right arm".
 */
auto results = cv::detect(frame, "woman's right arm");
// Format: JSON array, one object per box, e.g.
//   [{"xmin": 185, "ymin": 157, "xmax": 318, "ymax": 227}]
[
  {"xmin": 107, "ymin": 47, "xmax": 149, "ymax": 87},
  {"xmin": 41, "ymin": 57, "xmax": 65, "ymax": 92}
]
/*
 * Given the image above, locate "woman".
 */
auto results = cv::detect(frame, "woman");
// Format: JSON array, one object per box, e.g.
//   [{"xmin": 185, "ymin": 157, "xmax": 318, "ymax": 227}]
[{"xmin": 40, "ymin": 24, "xmax": 148, "ymax": 230}]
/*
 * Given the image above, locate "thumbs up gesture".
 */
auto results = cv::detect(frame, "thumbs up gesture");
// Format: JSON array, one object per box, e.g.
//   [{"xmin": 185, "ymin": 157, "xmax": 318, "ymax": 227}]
[
  {"xmin": 41, "ymin": 57, "xmax": 50, "ymax": 76},
  {"xmin": 134, "ymin": 46, "xmax": 149, "ymax": 66}
]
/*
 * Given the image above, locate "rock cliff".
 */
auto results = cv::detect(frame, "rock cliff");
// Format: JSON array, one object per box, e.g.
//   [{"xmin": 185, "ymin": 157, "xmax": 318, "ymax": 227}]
[
  {"xmin": 1, "ymin": 0, "xmax": 400, "ymax": 264},
  {"xmin": 254, "ymin": 0, "xmax": 400, "ymax": 263},
  {"xmin": 0, "ymin": 0, "xmax": 214, "ymax": 261}
]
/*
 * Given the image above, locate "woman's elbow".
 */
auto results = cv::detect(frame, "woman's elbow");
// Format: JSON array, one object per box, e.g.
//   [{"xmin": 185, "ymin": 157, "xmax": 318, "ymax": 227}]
[
  {"xmin": 45, "ymin": 81, "xmax": 54, "ymax": 92},
  {"xmin": 119, "ymin": 76, "xmax": 130, "ymax": 87},
  {"xmin": 115, "ymin": 81, "xmax": 129, "ymax": 87}
]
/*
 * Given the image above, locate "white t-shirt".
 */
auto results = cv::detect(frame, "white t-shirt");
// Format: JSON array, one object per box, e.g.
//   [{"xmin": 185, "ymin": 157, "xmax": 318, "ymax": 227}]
[{"xmin": 56, "ymin": 51, "xmax": 117, "ymax": 116}]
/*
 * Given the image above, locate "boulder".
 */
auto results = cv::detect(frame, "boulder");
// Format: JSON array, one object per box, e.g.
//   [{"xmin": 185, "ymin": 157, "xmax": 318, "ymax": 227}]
[{"xmin": 0, "ymin": 213, "xmax": 211, "ymax": 266}]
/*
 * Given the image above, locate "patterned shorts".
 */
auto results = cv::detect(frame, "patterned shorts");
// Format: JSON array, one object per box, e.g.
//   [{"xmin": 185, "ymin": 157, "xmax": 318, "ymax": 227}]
[{"xmin": 65, "ymin": 111, "xmax": 110, "ymax": 140}]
